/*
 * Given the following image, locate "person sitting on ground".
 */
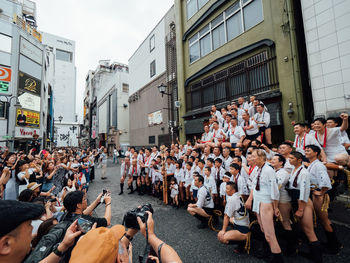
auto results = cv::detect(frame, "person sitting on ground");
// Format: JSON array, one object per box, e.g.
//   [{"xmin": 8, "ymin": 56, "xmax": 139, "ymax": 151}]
[
  {"xmin": 187, "ymin": 174, "xmax": 215, "ymax": 229},
  {"xmin": 218, "ymin": 181, "xmax": 250, "ymax": 253}
]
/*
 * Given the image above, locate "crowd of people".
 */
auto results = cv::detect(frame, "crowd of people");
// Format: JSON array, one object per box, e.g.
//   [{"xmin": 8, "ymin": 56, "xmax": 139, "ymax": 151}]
[
  {"xmin": 117, "ymin": 96, "xmax": 350, "ymax": 263},
  {"xmin": 0, "ymin": 145, "xmax": 181, "ymax": 263},
  {"xmin": 1, "ymin": 95, "xmax": 350, "ymax": 263}
]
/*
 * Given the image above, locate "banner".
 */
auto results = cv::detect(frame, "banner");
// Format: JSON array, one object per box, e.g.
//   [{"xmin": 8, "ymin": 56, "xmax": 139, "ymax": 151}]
[
  {"xmin": 16, "ymin": 109, "xmax": 40, "ymax": 128},
  {"xmin": 18, "ymin": 72, "xmax": 41, "ymax": 95},
  {"xmin": 148, "ymin": 110, "xmax": 163, "ymax": 126},
  {"xmin": 0, "ymin": 66, "xmax": 11, "ymax": 94}
]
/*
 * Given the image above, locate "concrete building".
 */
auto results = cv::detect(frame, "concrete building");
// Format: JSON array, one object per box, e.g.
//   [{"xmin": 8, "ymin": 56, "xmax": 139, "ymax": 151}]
[
  {"xmin": 175, "ymin": 0, "xmax": 312, "ymax": 142},
  {"xmin": 300, "ymin": 0, "xmax": 350, "ymax": 118},
  {"xmin": 128, "ymin": 6, "xmax": 177, "ymax": 147},
  {"xmin": 0, "ymin": 0, "xmax": 51, "ymax": 151},
  {"xmin": 41, "ymin": 32, "xmax": 79, "ymax": 147},
  {"xmin": 82, "ymin": 61, "xmax": 129, "ymax": 152}
]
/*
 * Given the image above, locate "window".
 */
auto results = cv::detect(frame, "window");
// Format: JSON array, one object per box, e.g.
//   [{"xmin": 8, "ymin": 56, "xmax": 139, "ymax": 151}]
[
  {"xmin": 149, "ymin": 136, "xmax": 155, "ymax": 144},
  {"xmin": 149, "ymin": 35, "xmax": 155, "ymax": 52},
  {"xmin": 187, "ymin": 0, "xmax": 209, "ymax": 19},
  {"xmin": 0, "ymin": 102, "xmax": 6, "ymax": 118},
  {"xmin": 243, "ymin": 0, "xmax": 264, "ymax": 30},
  {"xmin": 0, "ymin": 33, "xmax": 12, "ymax": 53},
  {"xmin": 226, "ymin": 10, "xmax": 243, "ymax": 41},
  {"xmin": 122, "ymin": 83, "xmax": 129, "ymax": 93},
  {"xmin": 212, "ymin": 15, "xmax": 225, "ymax": 50},
  {"xmin": 56, "ymin": 49, "xmax": 72, "ymax": 62},
  {"xmin": 150, "ymin": 60, "xmax": 156, "ymax": 77},
  {"xmin": 188, "ymin": 0, "xmax": 264, "ymax": 63}
]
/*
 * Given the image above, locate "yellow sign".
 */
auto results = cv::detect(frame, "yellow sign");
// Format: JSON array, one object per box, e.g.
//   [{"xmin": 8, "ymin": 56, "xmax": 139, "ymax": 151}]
[
  {"xmin": 16, "ymin": 109, "xmax": 40, "ymax": 128},
  {"xmin": 13, "ymin": 14, "xmax": 42, "ymax": 42}
]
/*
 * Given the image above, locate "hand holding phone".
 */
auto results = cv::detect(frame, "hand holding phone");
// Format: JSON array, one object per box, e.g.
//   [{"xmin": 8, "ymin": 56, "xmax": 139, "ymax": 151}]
[{"xmin": 77, "ymin": 217, "xmax": 93, "ymax": 233}]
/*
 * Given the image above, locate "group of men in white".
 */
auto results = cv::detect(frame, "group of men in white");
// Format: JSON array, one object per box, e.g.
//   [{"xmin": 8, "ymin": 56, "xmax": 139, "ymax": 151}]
[{"xmin": 117, "ymin": 95, "xmax": 349, "ymax": 263}]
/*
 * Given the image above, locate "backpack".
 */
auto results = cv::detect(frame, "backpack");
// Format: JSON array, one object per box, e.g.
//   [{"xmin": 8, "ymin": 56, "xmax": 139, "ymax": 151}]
[{"xmin": 24, "ymin": 213, "xmax": 78, "ymax": 263}]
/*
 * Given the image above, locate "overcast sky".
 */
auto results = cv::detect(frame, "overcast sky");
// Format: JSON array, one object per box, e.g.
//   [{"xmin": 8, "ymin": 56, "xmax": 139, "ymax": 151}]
[{"xmin": 34, "ymin": 0, "xmax": 174, "ymax": 121}]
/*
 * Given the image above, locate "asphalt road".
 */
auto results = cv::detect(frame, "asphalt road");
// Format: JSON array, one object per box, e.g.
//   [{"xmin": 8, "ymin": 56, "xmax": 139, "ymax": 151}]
[{"xmin": 88, "ymin": 160, "xmax": 350, "ymax": 263}]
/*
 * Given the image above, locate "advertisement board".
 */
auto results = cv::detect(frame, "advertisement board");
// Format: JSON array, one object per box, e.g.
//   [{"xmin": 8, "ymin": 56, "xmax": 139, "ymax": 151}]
[
  {"xmin": 148, "ymin": 110, "xmax": 163, "ymax": 126},
  {"xmin": 15, "ymin": 127, "xmax": 40, "ymax": 138},
  {"xmin": 0, "ymin": 65, "xmax": 11, "ymax": 95},
  {"xmin": 18, "ymin": 91, "xmax": 41, "ymax": 112},
  {"xmin": 18, "ymin": 72, "xmax": 41, "ymax": 95},
  {"xmin": 16, "ymin": 109, "xmax": 40, "ymax": 128},
  {"xmin": 20, "ymin": 37, "xmax": 43, "ymax": 65}
]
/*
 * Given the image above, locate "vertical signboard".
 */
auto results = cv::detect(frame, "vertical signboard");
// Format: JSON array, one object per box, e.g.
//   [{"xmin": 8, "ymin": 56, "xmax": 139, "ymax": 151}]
[{"xmin": 0, "ymin": 66, "xmax": 11, "ymax": 95}]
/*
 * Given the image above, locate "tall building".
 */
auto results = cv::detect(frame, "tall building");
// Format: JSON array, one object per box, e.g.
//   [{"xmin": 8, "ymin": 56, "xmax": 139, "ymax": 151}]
[
  {"xmin": 300, "ymin": 0, "xmax": 350, "ymax": 117},
  {"xmin": 0, "ymin": 0, "xmax": 51, "ymax": 151},
  {"xmin": 41, "ymin": 32, "xmax": 78, "ymax": 147},
  {"xmin": 82, "ymin": 61, "xmax": 129, "ymax": 152},
  {"xmin": 175, "ymin": 0, "xmax": 311, "ymax": 142},
  {"xmin": 128, "ymin": 6, "xmax": 177, "ymax": 147}
]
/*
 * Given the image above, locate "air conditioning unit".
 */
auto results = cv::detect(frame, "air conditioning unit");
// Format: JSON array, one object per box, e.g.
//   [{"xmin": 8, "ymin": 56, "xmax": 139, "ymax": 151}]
[{"xmin": 174, "ymin": 101, "xmax": 181, "ymax": 108}]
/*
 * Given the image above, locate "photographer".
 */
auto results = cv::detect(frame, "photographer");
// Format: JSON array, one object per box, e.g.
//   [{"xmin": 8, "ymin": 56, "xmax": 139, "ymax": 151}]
[
  {"xmin": 62, "ymin": 190, "xmax": 111, "ymax": 227},
  {"xmin": 70, "ymin": 211, "xmax": 181, "ymax": 263}
]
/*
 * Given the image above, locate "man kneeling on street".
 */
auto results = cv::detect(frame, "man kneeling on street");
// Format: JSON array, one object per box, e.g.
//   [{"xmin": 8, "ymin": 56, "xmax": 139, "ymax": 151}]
[
  {"xmin": 187, "ymin": 174, "xmax": 215, "ymax": 229},
  {"xmin": 217, "ymin": 181, "xmax": 250, "ymax": 253}
]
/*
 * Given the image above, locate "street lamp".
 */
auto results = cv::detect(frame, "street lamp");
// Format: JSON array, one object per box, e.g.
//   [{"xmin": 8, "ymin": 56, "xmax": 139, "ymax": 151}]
[
  {"xmin": 0, "ymin": 95, "xmax": 22, "ymax": 149},
  {"xmin": 157, "ymin": 84, "xmax": 171, "ymax": 97}
]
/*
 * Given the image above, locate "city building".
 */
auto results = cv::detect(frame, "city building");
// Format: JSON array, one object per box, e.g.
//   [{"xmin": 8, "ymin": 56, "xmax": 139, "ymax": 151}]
[
  {"xmin": 41, "ymin": 32, "xmax": 79, "ymax": 147},
  {"xmin": 174, "ymin": 0, "xmax": 312, "ymax": 142},
  {"xmin": 128, "ymin": 6, "xmax": 178, "ymax": 147},
  {"xmin": 0, "ymin": 0, "xmax": 51, "ymax": 151},
  {"xmin": 300, "ymin": 0, "xmax": 350, "ymax": 118},
  {"xmin": 82, "ymin": 61, "xmax": 129, "ymax": 153}
]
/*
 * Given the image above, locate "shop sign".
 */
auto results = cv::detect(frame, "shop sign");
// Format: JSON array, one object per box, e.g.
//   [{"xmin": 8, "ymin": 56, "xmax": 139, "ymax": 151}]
[
  {"xmin": 91, "ymin": 115, "xmax": 97, "ymax": 139},
  {"xmin": 0, "ymin": 66, "xmax": 11, "ymax": 95},
  {"xmin": 20, "ymin": 37, "xmax": 43, "ymax": 65},
  {"xmin": 18, "ymin": 72, "xmax": 41, "ymax": 95},
  {"xmin": 15, "ymin": 127, "xmax": 40, "ymax": 138},
  {"xmin": 13, "ymin": 14, "xmax": 42, "ymax": 42},
  {"xmin": 16, "ymin": 108, "xmax": 40, "ymax": 128}
]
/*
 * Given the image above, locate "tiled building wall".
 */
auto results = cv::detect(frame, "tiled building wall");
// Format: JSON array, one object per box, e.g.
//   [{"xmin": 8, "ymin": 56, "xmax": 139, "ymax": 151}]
[{"xmin": 301, "ymin": 0, "xmax": 350, "ymax": 116}]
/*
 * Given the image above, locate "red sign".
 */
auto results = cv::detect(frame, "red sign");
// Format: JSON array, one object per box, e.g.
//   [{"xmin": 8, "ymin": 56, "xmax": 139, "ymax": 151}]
[{"xmin": 0, "ymin": 66, "xmax": 11, "ymax": 82}]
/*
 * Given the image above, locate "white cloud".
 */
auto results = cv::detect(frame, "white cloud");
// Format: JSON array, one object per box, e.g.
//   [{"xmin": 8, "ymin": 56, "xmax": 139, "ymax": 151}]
[{"xmin": 34, "ymin": 0, "xmax": 174, "ymax": 121}]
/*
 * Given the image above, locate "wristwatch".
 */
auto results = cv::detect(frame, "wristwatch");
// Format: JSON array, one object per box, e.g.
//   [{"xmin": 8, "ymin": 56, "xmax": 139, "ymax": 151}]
[
  {"xmin": 53, "ymin": 243, "xmax": 65, "ymax": 257},
  {"xmin": 123, "ymin": 233, "xmax": 133, "ymax": 242}
]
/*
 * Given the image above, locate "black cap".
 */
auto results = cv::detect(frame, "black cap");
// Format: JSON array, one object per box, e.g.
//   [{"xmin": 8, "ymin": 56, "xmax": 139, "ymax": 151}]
[{"xmin": 0, "ymin": 200, "xmax": 45, "ymax": 237}]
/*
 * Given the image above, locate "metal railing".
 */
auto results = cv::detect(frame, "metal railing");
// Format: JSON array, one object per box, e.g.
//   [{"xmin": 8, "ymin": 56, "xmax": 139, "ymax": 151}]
[{"xmin": 186, "ymin": 51, "xmax": 279, "ymax": 111}]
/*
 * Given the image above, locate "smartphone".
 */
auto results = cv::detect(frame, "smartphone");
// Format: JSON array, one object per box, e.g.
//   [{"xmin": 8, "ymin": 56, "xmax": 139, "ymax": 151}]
[{"xmin": 77, "ymin": 217, "xmax": 93, "ymax": 233}]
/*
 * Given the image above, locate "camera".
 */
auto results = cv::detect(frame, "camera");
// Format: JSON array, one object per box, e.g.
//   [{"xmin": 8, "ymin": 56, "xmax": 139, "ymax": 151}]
[{"xmin": 123, "ymin": 203, "xmax": 154, "ymax": 229}]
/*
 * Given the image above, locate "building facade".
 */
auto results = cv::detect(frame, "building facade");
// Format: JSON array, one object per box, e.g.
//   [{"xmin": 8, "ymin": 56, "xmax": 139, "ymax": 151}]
[
  {"xmin": 82, "ymin": 61, "xmax": 129, "ymax": 153},
  {"xmin": 41, "ymin": 32, "xmax": 79, "ymax": 147},
  {"xmin": 0, "ymin": 0, "xmax": 51, "ymax": 151},
  {"xmin": 128, "ymin": 6, "xmax": 178, "ymax": 147},
  {"xmin": 175, "ymin": 0, "xmax": 311, "ymax": 142},
  {"xmin": 300, "ymin": 0, "xmax": 350, "ymax": 118}
]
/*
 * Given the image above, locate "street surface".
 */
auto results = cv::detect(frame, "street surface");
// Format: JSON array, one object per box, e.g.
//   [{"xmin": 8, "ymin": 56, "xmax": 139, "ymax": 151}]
[{"xmin": 88, "ymin": 160, "xmax": 350, "ymax": 263}]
